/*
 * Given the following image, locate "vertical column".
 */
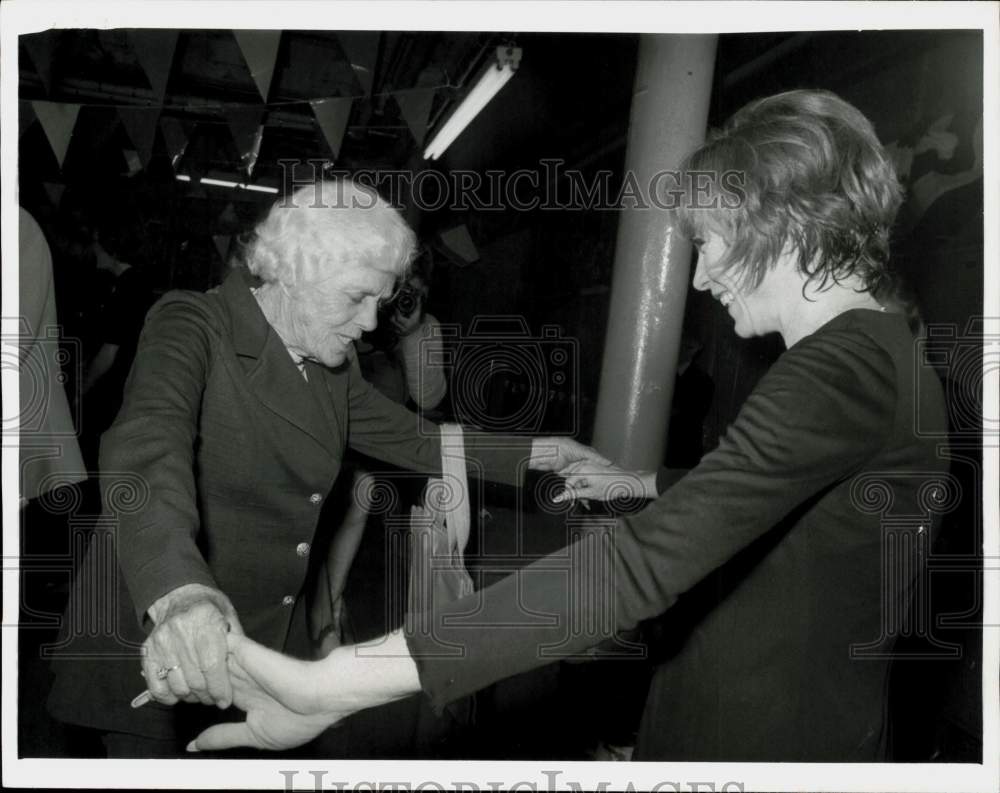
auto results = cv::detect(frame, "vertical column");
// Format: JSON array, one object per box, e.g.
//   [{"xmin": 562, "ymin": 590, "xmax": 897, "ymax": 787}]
[{"xmin": 591, "ymin": 34, "xmax": 717, "ymax": 469}]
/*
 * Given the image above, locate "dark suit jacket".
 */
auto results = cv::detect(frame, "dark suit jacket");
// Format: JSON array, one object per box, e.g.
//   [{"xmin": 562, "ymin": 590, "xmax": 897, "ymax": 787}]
[
  {"xmin": 48, "ymin": 268, "xmax": 529, "ymax": 739},
  {"xmin": 407, "ymin": 309, "xmax": 951, "ymax": 761}
]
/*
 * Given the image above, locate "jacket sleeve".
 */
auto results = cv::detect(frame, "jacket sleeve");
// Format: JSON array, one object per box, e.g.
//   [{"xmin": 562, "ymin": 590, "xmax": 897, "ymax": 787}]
[
  {"xmin": 405, "ymin": 327, "xmax": 897, "ymax": 711},
  {"xmin": 101, "ymin": 293, "xmax": 220, "ymax": 629},
  {"xmin": 655, "ymin": 467, "xmax": 690, "ymax": 494},
  {"xmin": 344, "ymin": 348, "xmax": 530, "ymax": 489}
]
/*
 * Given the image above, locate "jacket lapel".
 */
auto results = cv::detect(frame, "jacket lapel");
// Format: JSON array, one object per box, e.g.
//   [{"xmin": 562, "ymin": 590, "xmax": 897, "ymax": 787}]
[
  {"xmin": 220, "ymin": 268, "xmax": 343, "ymax": 459},
  {"xmin": 306, "ymin": 359, "xmax": 346, "ymax": 450}
]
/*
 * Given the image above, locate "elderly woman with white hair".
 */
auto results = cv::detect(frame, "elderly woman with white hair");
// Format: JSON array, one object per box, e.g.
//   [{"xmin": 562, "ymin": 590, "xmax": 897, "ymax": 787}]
[{"xmin": 47, "ymin": 179, "xmax": 606, "ymax": 757}]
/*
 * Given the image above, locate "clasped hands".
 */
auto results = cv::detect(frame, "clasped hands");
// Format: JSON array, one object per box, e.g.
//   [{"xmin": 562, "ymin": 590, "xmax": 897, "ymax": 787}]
[
  {"xmin": 189, "ymin": 630, "xmax": 420, "ymax": 752},
  {"xmin": 147, "ymin": 439, "xmax": 653, "ymax": 752},
  {"xmin": 138, "ymin": 583, "xmax": 243, "ymax": 710},
  {"xmin": 531, "ymin": 437, "xmax": 657, "ymax": 505},
  {"xmin": 135, "ymin": 581, "xmax": 347, "ymax": 751}
]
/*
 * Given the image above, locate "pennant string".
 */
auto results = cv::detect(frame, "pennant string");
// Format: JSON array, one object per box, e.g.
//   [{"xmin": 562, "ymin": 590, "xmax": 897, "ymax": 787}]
[{"xmin": 16, "ymin": 82, "xmax": 456, "ymax": 112}]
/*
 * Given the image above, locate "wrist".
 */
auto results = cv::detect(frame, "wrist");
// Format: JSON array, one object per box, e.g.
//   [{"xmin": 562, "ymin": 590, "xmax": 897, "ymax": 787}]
[
  {"xmin": 638, "ymin": 471, "xmax": 659, "ymax": 499},
  {"xmin": 147, "ymin": 583, "xmax": 229, "ymax": 625},
  {"xmin": 321, "ymin": 632, "xmax": 421, "ymax": 711},
  {"xmin": 528, "ymin": 438, "xmax": 545, "ymax": 469},
  {"xmin": 529, "ymin": 437, "xmax": 564, "ymax": 471}
]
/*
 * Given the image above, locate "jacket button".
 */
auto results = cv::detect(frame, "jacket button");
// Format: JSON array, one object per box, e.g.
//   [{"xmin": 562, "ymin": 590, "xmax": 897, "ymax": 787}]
[
  {"xmin": 309, "ymin": 493, "xmax": 322, "ymax": 504},
  {"xmin": 296, "ymin": 542, "xmax": 311, "ymax": 557},
  {"xmin": 281, "ymin": 595, "xmax": 295, "ymax": 607}
]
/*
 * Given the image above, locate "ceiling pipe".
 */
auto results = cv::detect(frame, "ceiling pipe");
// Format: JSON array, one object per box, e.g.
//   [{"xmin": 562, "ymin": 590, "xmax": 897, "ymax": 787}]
[
  {"xmin": 590, "ymin": 34, "xmax": 717, "ymax": 470},
  {"xmin": 20, "ymin": 76, "xmax": 322, "ymax": 133}
]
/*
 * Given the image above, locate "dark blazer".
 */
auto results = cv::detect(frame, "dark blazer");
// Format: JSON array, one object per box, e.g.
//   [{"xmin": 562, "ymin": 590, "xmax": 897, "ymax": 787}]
[
  {"xmin": 48, "ymin": 268, "xmax": 528, "ymax": 739},
  {"xmin": 407, "ymin": 309, "xmax": 951, "ymax": 761}
]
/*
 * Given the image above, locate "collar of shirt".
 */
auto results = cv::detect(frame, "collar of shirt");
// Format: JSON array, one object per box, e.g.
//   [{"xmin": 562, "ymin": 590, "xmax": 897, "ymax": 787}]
[{"xmin": 287, "ymin": 348, "xmax": 308, "ymax": 380}]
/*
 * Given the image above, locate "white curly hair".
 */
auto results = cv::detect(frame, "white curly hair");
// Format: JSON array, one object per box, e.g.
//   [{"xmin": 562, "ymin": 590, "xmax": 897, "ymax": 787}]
[{"xmin": 244, "ymin": 178, "xmax": 416, "ymax": 289}]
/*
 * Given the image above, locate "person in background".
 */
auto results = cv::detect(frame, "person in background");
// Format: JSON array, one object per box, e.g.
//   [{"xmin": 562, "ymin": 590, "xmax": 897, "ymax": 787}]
[
  {"xmin": 18, "ymin": 207, "xmax": 95, "ymax": 760},
  {"xmin": 358, "ymin": 253, "xmax": 448, "ymax": 415},
  {"xmin": 46, "ymin": 179, "xmax": 605, "ymax": 758},
  {"xmin": 18, "ymin": 206, "xmax": 87, "ymax": 505},
  {"xmin": 305, "ymin": 253, "xmax": 458, "ymax": 761},
  {"xmin": 189, "ymin": 89, "xmax": 950, "ymax": 763},
  {"xmin": 309, "ymin": 256, "xmax": 449, "ymax": 659},
  {"xmin": 78, "ymin": 213, "xmax": 156, "ymax": 467}
]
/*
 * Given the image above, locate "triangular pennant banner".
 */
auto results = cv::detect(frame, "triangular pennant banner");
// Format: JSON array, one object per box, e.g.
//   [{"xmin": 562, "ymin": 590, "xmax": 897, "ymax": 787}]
[
  {"xmin": 311, "ymin": 97, "xmax": 353, "ymax": 160},
  {"xmin": 439, "ymin": 224, "xmax": 479, "ymax": 265},
  {"xmin": 42, "ymin": 182, "xmax": 66, "ymax": 209},
  {"xmin": 218, "ymin": 202, "xmax": 239, "ymax": 229},
  {"xmin": 213, "ymin": 234, "xmax": 232, "ymax": 264},
  {"xmin": 19, "ymin": 101, "xmax": 37, "ymax": 137},
  {"xmin": 128, "ymin": 30, "xmax": 178, "ymax": 101},
  {"xmin": 123, "ymin": 149, "xmax": 143, "ymax": 176},
  {"xmin": 118, "ymin": 106, "xmax": 160, "ymax": 168},
  {"xmin": 160, "ymin": 116, "xmax": 190, "ymax": 170},
  {"xmin": 226, "ymin": 108, "xmax": 266, "ymax": 177},
  {"xmin": 84, "ymin": 107, "xmax": 124, "ymax": 152},
  {"xmin": 395, "ymin": 89, "xmax": 435, "ymax": 147},
  {"xmin": 233, "ymin": 30, "xmax": 282, "ymax": 101},
  {"xmin": 22, "ymin": 33, "xmax": 55, "ymax": 95},
  {"xmin": 33, "ymin": 101, "xmax": 81, "ymax": 168},
  {"xmin": 244, "ymin": 125, "xmax": 265, "ymax": 179},
  {"xmin": 337, "ymin": 32, "xmax": 379, "ymax": 97}
]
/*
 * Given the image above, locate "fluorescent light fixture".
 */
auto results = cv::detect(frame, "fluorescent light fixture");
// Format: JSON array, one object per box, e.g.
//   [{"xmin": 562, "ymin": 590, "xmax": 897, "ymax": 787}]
[
  {"xmin": 174, "ymin": 174, "xmax": 278, "ymax": 194},
  {"xmin": 423, "ymin": 46, "xmax": 521, "ymax": 161}
]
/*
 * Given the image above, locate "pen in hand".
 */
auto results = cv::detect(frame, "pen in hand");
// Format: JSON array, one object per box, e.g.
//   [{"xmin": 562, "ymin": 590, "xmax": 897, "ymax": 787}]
[
  {"xmin": 131, "ymin": 664, "xmax": 181, "ymax": 709},
  {"xmin": 130, "ymin": 682, "xmax": 153, "ymax": 709}
]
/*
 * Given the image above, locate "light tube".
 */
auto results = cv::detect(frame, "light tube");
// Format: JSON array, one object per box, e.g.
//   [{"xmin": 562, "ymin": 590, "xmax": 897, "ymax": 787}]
[
  {"xmin": 174, "ymin": 174, "xmax": 278, "ymax": 194},
  {"xmin": 423, "ymin": 47, "xmax": 520, "ymax": 161}
]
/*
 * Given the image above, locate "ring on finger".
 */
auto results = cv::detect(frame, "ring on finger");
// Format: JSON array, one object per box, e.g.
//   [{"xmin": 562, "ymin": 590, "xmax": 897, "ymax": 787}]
[{"xmin": 155, "ymin": 664, "xmax": 181, "ymax": 680}]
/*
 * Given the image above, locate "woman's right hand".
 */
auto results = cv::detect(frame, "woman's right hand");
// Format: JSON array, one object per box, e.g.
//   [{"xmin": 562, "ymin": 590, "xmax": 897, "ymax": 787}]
[
  {"xmin": 187, "ymin": 633, "xmax": 349, "ymax": 752},
  {"xmin": 188, "ymin": 630, "xmax": 423, "ymax": 753}
]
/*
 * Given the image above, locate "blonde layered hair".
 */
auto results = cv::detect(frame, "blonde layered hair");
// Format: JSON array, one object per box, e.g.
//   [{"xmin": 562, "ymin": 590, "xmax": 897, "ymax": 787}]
[{"xmin": 676, "ymin": 89, "xmax": 904, "ymax": 300}]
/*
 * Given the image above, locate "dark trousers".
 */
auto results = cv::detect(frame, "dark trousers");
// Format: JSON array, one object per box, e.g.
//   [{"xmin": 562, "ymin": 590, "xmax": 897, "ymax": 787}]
[{"xmin": 101, "ymin": 731, "xmax": 183, "ymax": 758}]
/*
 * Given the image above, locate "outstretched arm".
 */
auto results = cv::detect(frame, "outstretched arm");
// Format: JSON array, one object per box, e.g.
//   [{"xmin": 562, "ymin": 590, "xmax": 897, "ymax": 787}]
[
  {"xmin": 194, "ymin": 327, "xmax": 898, "ymax": 752},
  {"xmin": 344, "ymin": 346, "xmax": 609, "ymax": 488},
  {"xmin": 189, "ymin": 631, "xmax": 420, "ymax": 752},
  {"xmin": 109, "ymin": 294, "xmax": 240, "ymax": 708}
]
